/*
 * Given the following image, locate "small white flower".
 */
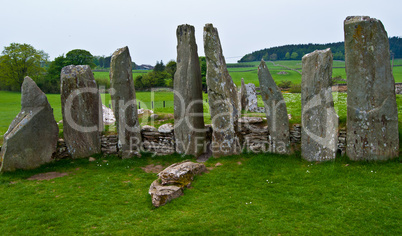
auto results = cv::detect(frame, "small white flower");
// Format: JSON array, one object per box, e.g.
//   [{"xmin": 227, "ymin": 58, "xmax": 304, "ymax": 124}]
[{"xmin": 306, "ymin": 170, "xmax": 310, "ymax": 173}]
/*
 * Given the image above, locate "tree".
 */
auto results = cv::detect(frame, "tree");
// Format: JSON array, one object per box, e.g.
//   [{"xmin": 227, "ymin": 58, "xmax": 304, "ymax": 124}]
[
  {"xmin": 0, "ymin": 43, "xmax": 48, "ymax": 91},
  {"xmin": 166, "ymin": 60, "xmax": 177, "ymax": 78},
  {"xmin": 153, "ymin": 60, "xmax": 165, "ymax": 72},
  {"xmin": 199, "ymin": 57, "xmax": 207, "ymax": 91},
  {"xmin": 290, "ymin": 52, "xmax": 299, "ymax": 60},
  {"xmin": 269, "ymin": 53, "xmax": 278, "ymax": 61},
  {"xmin": 65, "ymin": 49, "xmax": 95, "ymax": 68},
  {"xmin": 37, "ymin": 55, "xmax": 68, "ymax": 93},
  {"xmin": 284, "ymin": 52, "xmax": 290, "ymax": 60}
]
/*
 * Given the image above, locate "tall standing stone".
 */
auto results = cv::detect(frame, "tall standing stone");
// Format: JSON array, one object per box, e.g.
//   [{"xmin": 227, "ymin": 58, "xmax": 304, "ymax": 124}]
[
  {"xmin": 61, "ymin": 65, "xmax": 102, "ymax": 159},
  {"xmin": 344, "ymin": 16, "xmax": 399, "ymax": 160},
  {"xmin": 174, "ymin": 24, "xmax": 205, "ymax": 156},
  {"xmin": 258, "ymin": 60, "xmax": 290, "ymax": 154},
  {"xmin": 110, "ymin": 46, "xmax": 142, "ymax": 158},
  {"xmin": 0, "ymin": 77, "xmax": 59, "ymax": 172},
  {"xmin": 203, "ymin": 23, "xmax": 241, "ymax": 157},
  {"xmin": 240, "ymin": 78, "xmax": 248, "ymax": 110},
  {"xmin": 301, "ymin": 49, "xmax": 338, "ymax": 161}
]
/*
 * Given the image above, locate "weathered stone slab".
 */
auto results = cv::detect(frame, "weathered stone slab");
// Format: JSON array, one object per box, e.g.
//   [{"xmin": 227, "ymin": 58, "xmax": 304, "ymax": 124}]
[
  {"xmin": 110, "ymin": 46, "xmax": 142, "ymax": 158},
  {"xmin": 203, "ymin": 23, "xmax": 241, "ymax": 157},
  {"xmin": 301, "ymin": 48, "xmax": 338, "ymax": 161},
  {"xmin": 148, "ymin": 180, "xmax": 183, "ymax": 208},
  {"xmin": 61, "ymin": 65, "xmax": 102, "ymax": 159},
  {"xmin": 258, "ymin": 60, "xmax": 290, "ymax": 154},
  {"xmin": 149, "ymin": 160, "xmax": 206, "ymax": 207},
  {"xmin": 0, "ymin": 77, "xmax": 59, "ymax": 172},
  {"xmin": 158, "ymin": 161, "xmax": 207, "ymax": 187},
  {"xmin": 344, "ymin": 16, "xmax": 399, "ymax": 160},
  {"xmin": 174, "ymin": 24, "xmax": 206, "ymax": 156}
]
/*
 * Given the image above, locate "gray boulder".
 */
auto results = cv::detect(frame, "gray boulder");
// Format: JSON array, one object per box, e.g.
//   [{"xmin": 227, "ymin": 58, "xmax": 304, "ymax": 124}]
[
  {"xmin": 301, "ymin": 48, "xmax": 338, "ymax": 161},
  {"xmin": 0, "ymin": 77, "xmax": 59, "ymax": 172},
  {"xmin": 203, "ymin": 23, "xmax": 241, "ymax": 157},
  {"xmin": 110, "ymin": 47, "xmax": 142, "ymax": 158},
  {"xmin": 61, "ymin": 65, "xmax": 102, "ymax": 159},
  {"xmin": 158, "ymin": 161, "xmax": 207, "ymax": 187},
  {"xmin": 149, "ymin": 180, "xmax": 183, "ymax": 208},
  {"xmin": 344, "ymin": 16, "xmax": 399, "ymax": 160},
  {"xmin": 174, "ymin": 24, "xmax": 206, "ymax": 156},
  {"xmin": 258, "ymin": 60, "xmax": 290, "ymax": 154},
  {"xmin": 149, "ymin": 160, "xmax": 206, "ymax": 207}
]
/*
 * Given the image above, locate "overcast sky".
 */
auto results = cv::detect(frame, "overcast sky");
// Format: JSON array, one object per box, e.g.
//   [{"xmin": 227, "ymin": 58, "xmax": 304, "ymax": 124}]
[{"xmin": 1, "ymin": 0, "xmax": 401, "ymax": 65}]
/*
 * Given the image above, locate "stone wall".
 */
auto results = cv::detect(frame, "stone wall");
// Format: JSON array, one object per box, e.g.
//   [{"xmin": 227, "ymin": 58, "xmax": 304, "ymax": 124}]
[{"xmin": 51, "ymin": 123, "xmax": 347, "ymax": 158}]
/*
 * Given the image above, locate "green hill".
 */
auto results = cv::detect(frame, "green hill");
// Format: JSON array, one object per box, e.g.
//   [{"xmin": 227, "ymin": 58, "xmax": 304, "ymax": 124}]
[{"xmin": 239, "ymin": 37, "xmax": 402, "ymax": 62}]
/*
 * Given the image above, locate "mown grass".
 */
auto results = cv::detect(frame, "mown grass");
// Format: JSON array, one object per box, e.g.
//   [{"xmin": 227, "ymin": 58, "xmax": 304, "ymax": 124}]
[{"xmin": 0, "ymin": 152, "xmax": 400, "ymax": 234}]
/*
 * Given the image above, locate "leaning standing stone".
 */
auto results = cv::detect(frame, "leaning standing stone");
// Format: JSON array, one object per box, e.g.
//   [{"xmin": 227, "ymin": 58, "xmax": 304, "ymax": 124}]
[
  {"xmin": 203, "ymin": 23, "xmax": 241, "ymax": 157},
  {"xmin": 258, "ymin": 60, "xmax": 290, "ymax": 154},
  {"xmin": 0, "ymin": 77, "xmax": 59, "ymax": 172},
  {"xmin": 61, "ymin": 65, "xmax": 102, "ymax": 159},
  {"xmin": 344, "ymin": 16, "xmax": 399, "ymax": 160},
  {"xmin": 174, "ymin": 24, "xmax": 206, "ymax": 156},
  {"xmin": 110, "ymin": 47, "xmax": 142, "ymax": 158},
  {"xmin": 301, "ymin": 49, "xmax": 338, "ymax": 161}
]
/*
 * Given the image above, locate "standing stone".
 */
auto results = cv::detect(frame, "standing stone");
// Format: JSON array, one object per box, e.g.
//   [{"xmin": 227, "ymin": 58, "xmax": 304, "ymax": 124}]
[
  {"xmin": 301, "ymin": 49, "xmax": 338, "ymax": 161},
  {"xmin": 174, "ymin": 24, "xmax": 206, "ymax": 156},
  {"xmin": 258, "ymin": 60, "xmax": 290, "ymax": 154},
  {"xmin": 344, "ymin": 16, "xmax": 399, "ymax": 160},
  {"xmin": 61, "ymin": 65, "xmax": 102, "ymax": 159},
  {"xmin": 0, "ymin": 77, "xmax": 59, "ymax": 172},
  {"xmin": 245, "ymin": 83, "xmax": 258, "ymax": 112},
  {"xmin": 203, "ymin": 23, "xmax": 241, "ymax": 157},
  {"xmin": 110, "ymin": 46, "xmax": 142, "ymax": 158},
  {"xmin": 240, "ymin": 78, "xmax": 248, "ymax": 110}
]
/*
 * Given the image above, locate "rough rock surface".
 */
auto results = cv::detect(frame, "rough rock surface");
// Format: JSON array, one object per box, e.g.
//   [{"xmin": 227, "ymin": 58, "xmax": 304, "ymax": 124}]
[
  {"xmin": 102, "ymin": 104, "xmax": 116, "ymax": 125},
  {"xmin": 158, "ymin": 161, "xmax": 207, "ymax": 187},
  {"xmin": 0, "ymin": 77, "xmax": 59, "ymax": 172},
  {"xmin": 110, "ymin": 46, "xmax": 142, "ymax": 158},
  {"xmin": 258, "ymin": 60, "xmax": 290, "ymax": 154},
  {"xmin": 245, "ymin": 83, "xmax": 259, "ymax": 112},
  {"xmin": 158, "ymin": 123, "xmax": 174, "ymax": 133},
  {"xmin": 142, "ymin": 125, "xmax": 175, "ymax": 155},
  {"xmin": 301, "ymin": 49, "xmax": 338, "ymax": 161},
  {"xmin": 148, "ymin": 180, "xmax": 183, "ymax": 208},
  {"xmin": 149, "ymin": 161, "xmax": 206, "ymax": 207},
  {"xmin": 240, "ymin": 78, "xmax": 248, "ymax": 110},
  {"xmin": 174, "ymin": 24, "xmax": 206, "ymax": 156},
  {"xmin": 61, "ymin": 65, "xmax": 102, "ymax": 159},
  {"xmin": 344, "ymin": 16, "xmax": 399, "ymax": 160},
  {"xmin": 203, "ymin": 23, "xmax": 241, "ymax": 157}
]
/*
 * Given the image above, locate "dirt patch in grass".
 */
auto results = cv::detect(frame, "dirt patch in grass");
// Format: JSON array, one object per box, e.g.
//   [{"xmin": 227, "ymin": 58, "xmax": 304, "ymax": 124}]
[
  {"xmin": 27, "ymin": 172, "xmax": 69, "ymax": 181},
  {"xmin": 141, "ymin": 164, "xmax": 164, "ymax": 173}
]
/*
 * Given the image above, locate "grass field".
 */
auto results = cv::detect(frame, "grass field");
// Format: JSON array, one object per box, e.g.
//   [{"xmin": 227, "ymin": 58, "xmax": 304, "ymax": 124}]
[{"xmin": 0, "ymin": 151, "xmax": 400, "ymax": 234}]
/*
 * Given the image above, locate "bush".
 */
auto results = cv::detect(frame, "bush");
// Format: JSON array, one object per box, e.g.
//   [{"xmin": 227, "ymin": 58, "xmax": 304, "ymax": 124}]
[
  {"xmin": 277, "ymin": 80, "xmax": 292, "ymax": 89},
  {"xmin": 289, "ymin": 83, "xmax": 301, "ymax": 93}
]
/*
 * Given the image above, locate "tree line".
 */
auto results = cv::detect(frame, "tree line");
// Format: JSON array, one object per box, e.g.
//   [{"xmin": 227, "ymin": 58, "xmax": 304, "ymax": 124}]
[
  {"xmin": 0, "ymin": 44, "xmax": 139, "ymax": 93},
  {"xmin": 239, "ymin": 37, "xmax": 402, "ymax": 62}
]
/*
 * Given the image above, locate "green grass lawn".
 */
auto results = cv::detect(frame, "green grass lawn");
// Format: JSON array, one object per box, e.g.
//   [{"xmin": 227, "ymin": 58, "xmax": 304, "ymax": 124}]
[{"xmin": 0, "ymin": 152, "xmax": 400, "ymax": 234}]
